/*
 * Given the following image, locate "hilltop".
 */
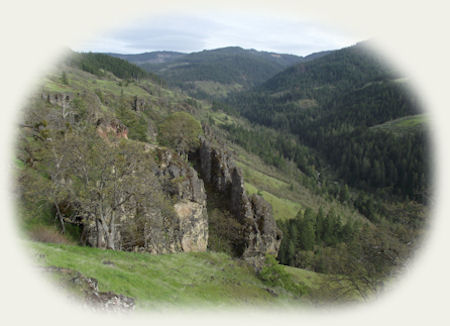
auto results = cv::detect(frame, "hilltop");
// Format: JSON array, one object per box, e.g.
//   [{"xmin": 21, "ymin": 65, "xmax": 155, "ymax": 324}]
[{"xmin": 108, "ymin": 47, "xmax": 303, "ymax": 99}]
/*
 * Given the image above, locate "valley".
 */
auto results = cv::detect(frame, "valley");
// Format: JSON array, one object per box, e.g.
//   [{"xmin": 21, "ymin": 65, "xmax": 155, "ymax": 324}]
[{"xmin": 16, "ymin": 41, "xmax": 429, "ymax": 309}]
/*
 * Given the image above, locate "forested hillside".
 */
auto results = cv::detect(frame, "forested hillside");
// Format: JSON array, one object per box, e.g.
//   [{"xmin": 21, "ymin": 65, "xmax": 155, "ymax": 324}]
[
  {"xmin": 108, "ymin": 51, "xmax": 185, "ymax": 65},
  {"xmin": 212, "ymin": 42, "xmax": 429, "ymax": 284},
  {"xmin": 225, "ymin": 42, "xmax": 428, "ymax": 202},
  {"xmin": 16, "ymin": 43, "xmax": 430, "ymax": 308},
  {"xmin": 112, "ymin": 47, "xmax": 303, "ymax": 99}
]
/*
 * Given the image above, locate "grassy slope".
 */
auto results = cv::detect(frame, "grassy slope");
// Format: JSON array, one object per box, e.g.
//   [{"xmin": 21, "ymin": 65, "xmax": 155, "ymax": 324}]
[
  {"xmin": 227, "ymin": 131, "xmax": 365, "ymax": 223},
  {"xmin": 245, "ymin": 182, "xmax": 302, "ymax": 221},
  {"xmin": 190, "ymin": 80, "xmax": 244, "ymax": 98},
  {"xmin": 23, "ymin": 61, "xmax": 365, "ymax": 308},
  {"xmin": 370, "ymin": 114, "xmax": 427, "ymax": 135},
  {"xmin": 42, "ymin": 64, "xmax": 192, "ymax": 116},
  {"xmin": 195, "ymin": 104, "xmax": 367, "ymax": 223},
  {"xmin": 28, "ymin": 241, "xmax": 324, "ymax": 309}
]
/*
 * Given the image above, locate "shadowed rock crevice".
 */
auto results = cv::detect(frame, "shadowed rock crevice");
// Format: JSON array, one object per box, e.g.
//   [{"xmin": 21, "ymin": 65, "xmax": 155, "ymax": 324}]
[
  {"xmin": 41, "ymin": 91, "xmax": 279, "ymax": 269},
  {"xmin": 194, "ymin": 137, "xmax": 282, "ymax": 270}
]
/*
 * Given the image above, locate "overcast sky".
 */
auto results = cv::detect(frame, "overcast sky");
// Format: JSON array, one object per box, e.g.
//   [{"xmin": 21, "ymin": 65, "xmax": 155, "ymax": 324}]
[{"xmin": 73, "ymin": 12, "xmax": 363, "ymax": 56}]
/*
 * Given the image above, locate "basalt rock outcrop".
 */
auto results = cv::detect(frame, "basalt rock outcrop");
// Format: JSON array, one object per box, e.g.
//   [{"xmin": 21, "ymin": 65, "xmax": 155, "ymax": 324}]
[
  {"xmin": 81, "ymin": 137, "xmax": 280, "ymax": 269},
  {"xmin": 61, "ymin": 116, "xmax": 277, "ymax": 269},
  {"xmin": 132, "ymin": 96, "xmax": 147, "ymax": 112},
  {"xmin": 41, "ymin": 92, "xmax": 73, "ymax": 109},
  {"xmin": 82, "ymin": 146, "xmax": 208, "ymax": 255},
  {"xmin": 197, "ymin": 137, "xmax": 282, "ymax": 270},
  {"xmin": 96, "ymin": 118, "xmax": 129, "ymax": 139},
  {"xmin": 154, "ymin": 148, "xmax": 208, "ymax": 253}
]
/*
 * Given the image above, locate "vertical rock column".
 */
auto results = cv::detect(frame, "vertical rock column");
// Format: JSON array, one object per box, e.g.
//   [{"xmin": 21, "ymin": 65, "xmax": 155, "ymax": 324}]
[{"xmin": 197, "ymin": 138, "xmax": 282, "ymax": 270}]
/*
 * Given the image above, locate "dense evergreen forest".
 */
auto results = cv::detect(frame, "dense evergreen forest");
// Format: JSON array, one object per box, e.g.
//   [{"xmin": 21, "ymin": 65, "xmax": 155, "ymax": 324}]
[
  {"xmin": 140, "ymin": 46, "xmax": 302, "ymax": 85},
  {"xmin": 203, "ymin": 43, "xmax": 429, "ymax": 278},
  {"xmin": 69, "ymin": 52, "xmax": 165, "ymax": 84},
  {"xmin": 225, "ymin": 43, "xmax": 428, "ymax": 202},
  {"xmin": 111, "ymin": 47, "xmax": 305, "ymax": 100}
]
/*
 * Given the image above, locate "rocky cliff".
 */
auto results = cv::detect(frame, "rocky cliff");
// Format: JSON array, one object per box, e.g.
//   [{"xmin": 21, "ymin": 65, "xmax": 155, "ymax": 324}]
[
  {"xmin": 38, "ymin": 90, "xmax": 280, "ymax": 270},
  {"xmin": 82, "ymin": 146, "xmax": 208, "ymax": 255},
  {"xmin": 197, "ymin": 137, "xmax": 282, "ymax": 270},
  {"xmin": 81, "ymin": 136, "xmax": 281, "ymax": 269}
]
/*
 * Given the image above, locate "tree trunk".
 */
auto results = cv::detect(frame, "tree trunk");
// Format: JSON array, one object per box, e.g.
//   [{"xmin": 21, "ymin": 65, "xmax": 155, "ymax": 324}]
[
  {"xmin": 96, "ymin": 218, "xmax": 105, "ymax": 248},
  {"xmin": 106, "ymin": 211, "xmax": 116, "ymax": 250},
  {"xmin": 106, "ymin": 229, "xmax": 116, "ymax": 250},
  {"xmin": 54, "ymin": 201, "xmax": 65, "ymax": 234}
]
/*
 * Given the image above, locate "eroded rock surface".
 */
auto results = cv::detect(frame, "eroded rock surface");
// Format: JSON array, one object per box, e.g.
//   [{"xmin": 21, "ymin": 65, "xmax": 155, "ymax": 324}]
[
  {"xmin": 197, "ymin": 137, "xmax": 282, "ymax": 270},
  {"xmin": 41, "ymin": 92, "xmax": 73, "ymax": 109},
  {"xmin": 96, "ymin": 118, "xmax": 129, "ymax": 139},
  {"xmin": 155, "ymin": 148, "xmax": 208, "ymax": 253},
  {"xmin": 83, "ymin": 147, "xmax": 208, "ymax": 254},
  {"xmin": 53, "ymin": 109, "xmax": 278, "ymax": 268}
]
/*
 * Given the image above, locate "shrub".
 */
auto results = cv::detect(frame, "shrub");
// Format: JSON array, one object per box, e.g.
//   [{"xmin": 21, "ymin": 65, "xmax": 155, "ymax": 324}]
[
  {"xmin": 207, "ymin": 208, "xmax": 245, "ymax": 257},
  {"xmin": 29, "ymin": 226, "xmax": 75, "ymax": 245},
  {"xmin": 158, "ymin": 112, "xmax": 203, "ymax": 154},
  {"xmin": 259, "ymin": 254, "xmax": 309, "ymax": 297}
]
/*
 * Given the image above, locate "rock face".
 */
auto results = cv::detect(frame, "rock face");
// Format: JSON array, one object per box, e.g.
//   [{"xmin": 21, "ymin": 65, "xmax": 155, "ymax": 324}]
[
  {"xmin": 83, "ymin": 147, "xmax": 208, "ymax": 255},
  {"xmin": 197, "ymin": 137, "xmax": 282, "ymax": 270},
  {"xmin": 75, "ymin": 133, "xmax": 278, "ymax": 269},
  {"xmin": 41, "ymin": 92, "xmax": 73, "ymax": 109},
  {"xmin": 155, "ymin": 148, "xmax": 208, "ymax": 253},
  {"xmin": 96, "ymin": 118, "xmax": 129, "ymax": 139},
  {"xmin": 132, "ymin": 96, "xmax": 147, "ymax": 112}
]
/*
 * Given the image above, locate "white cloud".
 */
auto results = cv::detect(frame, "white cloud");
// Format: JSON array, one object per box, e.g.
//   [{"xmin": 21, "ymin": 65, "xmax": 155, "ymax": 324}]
[{"xmin": 73, "ymin": 12, "xmax": 363, "ymax": 56}]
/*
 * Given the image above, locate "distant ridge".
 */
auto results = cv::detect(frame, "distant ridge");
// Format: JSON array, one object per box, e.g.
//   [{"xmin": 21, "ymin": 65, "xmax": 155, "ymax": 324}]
[
  {"xmin": 106, "ymin": 51, "xmax": 185, "ymax": 65},
  {"xmin": 105, "ymin": 46, "xmax": 304, "ymax": 99}
]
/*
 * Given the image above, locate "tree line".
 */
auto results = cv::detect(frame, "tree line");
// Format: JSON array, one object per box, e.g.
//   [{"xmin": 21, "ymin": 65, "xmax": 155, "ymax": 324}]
[{"xmin": 69, "ymin": 52, "xmax": 164, "ymax": 84}]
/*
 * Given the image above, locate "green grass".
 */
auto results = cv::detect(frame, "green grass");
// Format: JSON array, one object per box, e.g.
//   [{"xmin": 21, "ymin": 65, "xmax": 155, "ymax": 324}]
[
  {"xmin": 237, "ymin": 161, "xmax": 289, "ymax": 190},
  {"xmin": 245, "ymin": 182, "xmax": 302, "ymax": 221},
  {"xmin": 230, "ymin": 141, "xmax": 366, "ymax": 224},
  {"xmin": 28, "ymin": 241, "xmax": 324, "ymax": 309},
  {"xmin": 42, "ymin": 77, "xmax": 74, "ymax": 93},
  {"xmin": 67, "ymin": 76, "xmax": 149, "ymax": 98},
  {"xmin": 283, "ymin": 265, "xmax": 324, "ymax": 289},
  {"xmin": 14, "ymin": 158, "xmax": 25, "ymax": 169},
  {"xmin": 371, "ymin": 114, "xmax": 427, "ymax": 135},
  {"xmin": 388, "ymin": 114, "xmax": 427, "ymax": 128},
  {"xmin": 200, "ymin": 109, "xmax": 239, "ymax": 127}
]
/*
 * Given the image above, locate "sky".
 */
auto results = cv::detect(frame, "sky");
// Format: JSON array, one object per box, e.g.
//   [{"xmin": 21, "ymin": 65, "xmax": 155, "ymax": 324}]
[{"xmin": 73, "ymin": 12, "xmax": 363, "ymax": 56}]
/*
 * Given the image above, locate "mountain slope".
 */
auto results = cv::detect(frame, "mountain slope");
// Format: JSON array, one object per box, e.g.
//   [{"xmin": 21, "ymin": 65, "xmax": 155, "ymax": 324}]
[
  {"xmin": 113, "ymin": 47, "xmax": 303, "ymax": 99},
  {"xmin": 259, "ymin": 41, "xmax": 396, "ymax": 96},
  {"xmin": 16, "ymin": 47, "xmax": 429, "ymax": 307},
  {"xmin": 225, "ymin": 41, "xmax": 427, "ymax": 201},
  {"xmin": 107, "ymin": 51, "xmax": 185, "ymax": 65},
  {"xmin": 30, "ymin": 241, "xmax": 323, "ymax": 309}
]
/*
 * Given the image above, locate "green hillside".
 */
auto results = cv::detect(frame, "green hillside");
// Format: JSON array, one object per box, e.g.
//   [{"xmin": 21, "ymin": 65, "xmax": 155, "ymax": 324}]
[
  {"xmin": 225, "ymin": 42, "xmax": 427, "ymax": 201},
  {"xmin": 16, "ymin": 46, "xmax": 430, "ymax": 309},
  {"xmin": 126, "ymin": 47, "xmax": 303, "ymax": 99},
  {"xmin": 370, "ymin": 114, "xmax": 427, "ymax": 134},
  {"xmin": 28, "ymin": 241, "xmax": 337, "ymax": 309},
  {"xmin": 107, "ymin": 51, "xmax": 185, "ymax": 65}
]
